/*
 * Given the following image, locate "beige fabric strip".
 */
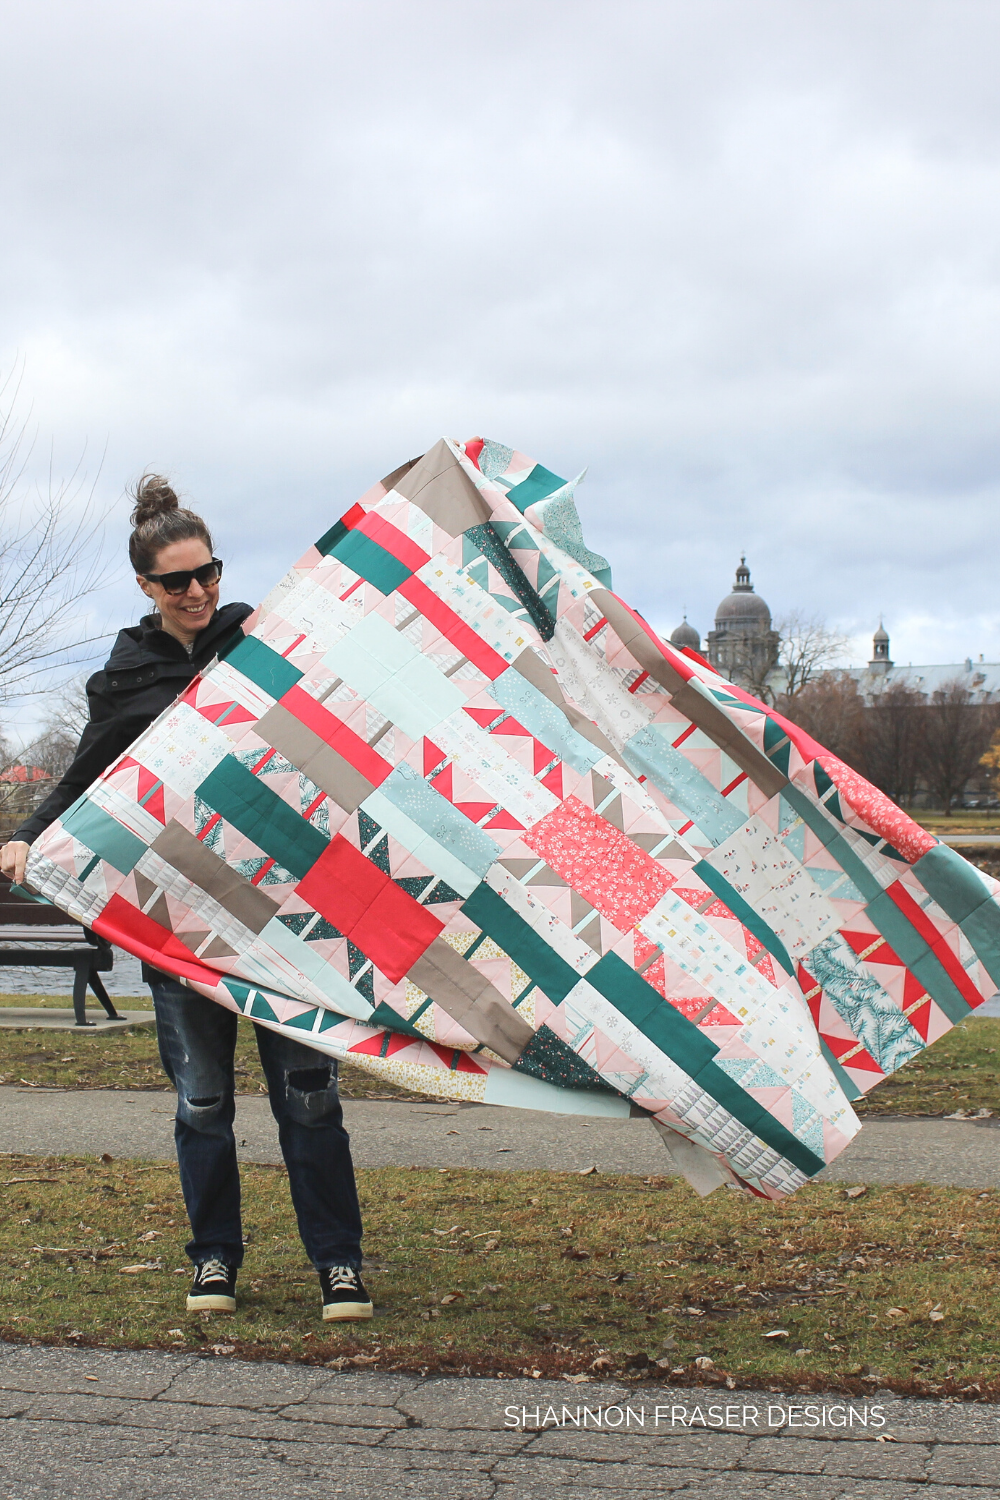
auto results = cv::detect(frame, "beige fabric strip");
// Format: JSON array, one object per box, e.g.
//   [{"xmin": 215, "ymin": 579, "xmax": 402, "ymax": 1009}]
[
  {"xmin": 590, "ymin": 590, "xmax": 787, "ymax": 799},
  {"xmin": 409, "ymin": 938, "xmax": 535, "ymax": 1065},
  {"xmin": 150, "ymin": 821, "xmax": 280, "ymax": 935},
  {"xmin": 255, "ymin": 702, "xmax": 375, "ymax": 813},
  {"xmin": 511, "ymin": 646, "xmax": 624, "ymax": 765},
  {"xmin": 393, "ymin": 438, "xmax": 493, "ymax": 533}
]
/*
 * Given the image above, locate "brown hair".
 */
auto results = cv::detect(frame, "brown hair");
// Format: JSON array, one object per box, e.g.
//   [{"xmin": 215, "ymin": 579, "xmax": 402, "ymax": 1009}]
[{"xmin": 128, "ymin": 474, "xmax": 214, "ymax": 574}]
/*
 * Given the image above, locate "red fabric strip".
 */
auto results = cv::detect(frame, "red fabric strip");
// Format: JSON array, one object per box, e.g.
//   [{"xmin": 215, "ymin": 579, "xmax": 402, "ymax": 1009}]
[
  {"xmin": 887, "ymin": 880, "xmax": 984, "ymax": 1011},
  {"xmin": 279, "ymin": 684, "xmax": 393, "ymax": 786},
  {"xmin": 354, "ymin": 511, "xmax": 431, "ymax": 572},
  {"xmin": 297, "ymin": 834, "xmax": 443, "ymax": 983},
  {"xmin": 93, "ymin": 894, "xmax": 214, "ymax": 980},
  {"xmin": 397, "ymin": 574, "xmax": 509, "ymax": 680}
]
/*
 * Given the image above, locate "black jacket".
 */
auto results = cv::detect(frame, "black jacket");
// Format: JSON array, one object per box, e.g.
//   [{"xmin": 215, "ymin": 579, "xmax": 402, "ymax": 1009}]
[{"xmin": 17, "ymin": 601, "xmax": 253, "ymax": 845}]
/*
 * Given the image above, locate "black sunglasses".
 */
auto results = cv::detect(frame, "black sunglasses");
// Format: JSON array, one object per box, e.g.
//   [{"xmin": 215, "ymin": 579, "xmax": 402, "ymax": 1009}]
[{"xmin": 142, "ymin": 558, "xmax": 224, "ymax": 596}]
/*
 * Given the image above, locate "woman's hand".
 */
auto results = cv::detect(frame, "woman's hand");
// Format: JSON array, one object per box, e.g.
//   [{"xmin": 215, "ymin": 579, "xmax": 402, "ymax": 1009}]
[{"xmin": 0, "ymin": 840, "xmax": 31, "ymax": 885}]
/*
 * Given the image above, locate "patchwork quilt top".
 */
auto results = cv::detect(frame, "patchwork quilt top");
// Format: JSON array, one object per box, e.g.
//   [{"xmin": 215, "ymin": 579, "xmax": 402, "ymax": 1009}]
[{"xmin": 26, "ymin": 437, "xmax": 1000, "ymax": 1199}]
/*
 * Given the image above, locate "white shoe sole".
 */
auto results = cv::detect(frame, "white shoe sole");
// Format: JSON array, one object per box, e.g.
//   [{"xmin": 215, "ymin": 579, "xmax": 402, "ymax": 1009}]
[
  {"xmin": 186, "ymin": 1293, "xmax": 236, "ymax": 1311},
  {"xmin": 323, "ymin": 1300, "xmax": 374, "ymax": 1321}
]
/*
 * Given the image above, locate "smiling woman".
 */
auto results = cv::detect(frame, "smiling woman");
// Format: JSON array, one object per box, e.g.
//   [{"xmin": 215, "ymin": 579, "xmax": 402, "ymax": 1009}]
[
  {"xmin": 129, "ymin": 476, "xmax": 222, "ymax": 647},
  {"xmin": 0, "ymin": 469, "xmax": 373, "ymax": 1327}
]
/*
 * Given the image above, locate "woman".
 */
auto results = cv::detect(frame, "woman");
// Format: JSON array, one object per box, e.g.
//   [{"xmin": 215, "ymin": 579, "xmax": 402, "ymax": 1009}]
[{"xmin": 1, "ymin": 477, "xmax": 371, "ymax": 1323}]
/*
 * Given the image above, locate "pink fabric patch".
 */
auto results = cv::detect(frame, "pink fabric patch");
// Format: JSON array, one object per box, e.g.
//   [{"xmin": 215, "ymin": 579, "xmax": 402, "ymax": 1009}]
[
  {"xmin": 818, "ymin": 755, "xmax": 938, "ymax": 864},
  {"xmin": 524, "ymin": 794, "xmax": 674, "ymax": 931}
]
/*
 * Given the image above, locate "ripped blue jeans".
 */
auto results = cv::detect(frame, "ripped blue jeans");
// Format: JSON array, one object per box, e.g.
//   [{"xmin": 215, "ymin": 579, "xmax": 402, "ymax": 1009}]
[{"xmin": 150, "ymin": 977, "xmax": 363, "ymax": 1270}]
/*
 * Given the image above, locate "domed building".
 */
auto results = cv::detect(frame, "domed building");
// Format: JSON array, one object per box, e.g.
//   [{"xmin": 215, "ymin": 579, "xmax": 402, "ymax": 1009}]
[
  {"xmin": 705, "ymin": 557, "xmax": 779, "ymax": 690},
  {"xmin": 669, "ymin": 616, "xmax": 701, "ymax": 653}
]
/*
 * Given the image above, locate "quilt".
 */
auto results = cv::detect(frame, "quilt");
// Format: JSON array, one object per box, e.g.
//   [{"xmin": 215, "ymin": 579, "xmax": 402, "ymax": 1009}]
[{"xmin": 25, "ymin": 437, "xmax": 1000, "ymax": 1199}]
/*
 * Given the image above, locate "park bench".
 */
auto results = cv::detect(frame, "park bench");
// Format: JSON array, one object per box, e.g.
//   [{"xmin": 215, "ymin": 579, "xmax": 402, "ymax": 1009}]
[{"xmin": 0, "ymin": 869, "xmax": 119, "ymax": 1027}]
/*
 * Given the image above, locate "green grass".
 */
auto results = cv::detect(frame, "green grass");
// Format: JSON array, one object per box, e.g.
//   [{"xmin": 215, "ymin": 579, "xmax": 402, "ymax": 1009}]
[
  {"xmin": 0, "ymin": 993, "xmax": 152, "ymax": 1010},
  {"xmin": 4, "ymin": 998, "xmax": 999, "ymax": 1117},
  {"xmin": 854, "ymin": 1016, "xmax": 1000, "ymax": 1117},
  {"xmin": 0, "ymin": 1155, "xmax": 996, "ymax": 1397},
  {"xmin": 916, "ymin": 811, "xmax": 1000, "ymax": 834},
  {"xmin": 0, "ymin": 994, "xmax": 430, "ymax": 1101}
]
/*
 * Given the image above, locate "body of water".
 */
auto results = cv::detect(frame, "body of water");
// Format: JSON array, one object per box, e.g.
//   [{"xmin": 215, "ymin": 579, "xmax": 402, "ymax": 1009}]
[{"xmin": 0, "ymin": 947, "xmax": 147, "ymax": 999}]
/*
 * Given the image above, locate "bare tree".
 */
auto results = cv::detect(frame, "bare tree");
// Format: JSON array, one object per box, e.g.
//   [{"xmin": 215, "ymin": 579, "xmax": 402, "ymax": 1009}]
[
  {"xmin": 919, "ymin": 679, "xmax": 1000, "ymax": 816},
  {"xmin": 0, "ymin": 364, "xmax": 116, "ymax": 707},
  {"xmin": 0, "ymin": 677, "xmax": 90, "ymax": 833},
  {"xmin": 858, "ymin": 677, "xmax": 926, "ymax": 807},
  {"xmin": 775, "ymin": 610, "xmax": 851, "ymax": 700},
  {"xmin": 777, "ymin": 670, "xmax": 866, "ymax": 769}
]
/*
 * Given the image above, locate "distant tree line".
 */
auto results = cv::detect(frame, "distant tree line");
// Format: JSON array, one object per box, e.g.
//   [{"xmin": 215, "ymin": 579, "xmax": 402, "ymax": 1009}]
[{"xmin": 776, "ymin": 671, "xmax": 1000, "ymax": 815}]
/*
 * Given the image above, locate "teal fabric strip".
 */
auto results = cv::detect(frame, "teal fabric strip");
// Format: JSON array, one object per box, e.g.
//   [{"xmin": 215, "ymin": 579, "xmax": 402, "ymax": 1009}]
[
  {"xmin": 504, "ymin": 464, "xmax": 567, "ymax": 513},
  {"xmin": 693, "ymin": 860, "xmax": 795, "ymax": 978},
  {"xmin": 782, "ymin": 785, "xmax": 883, "ymax": 903},
  {"xmin": 197, "ymin": 757, "xmax": 327, "ymax": 880},
  {"xmin": 328, "ymin": 529, "xmax": 412, "ymax": 595},
  {"xmin": 865, "ymin": 891, "xmax": 973, "ymax": 1026},
  {"xmin": 226, "ymin": 635, "xmax": 303, "ymax": 701},
  {"xmin": 461, "ymin": 881, "xmax": 581, "ymax": 1003},
  {"xmin": 912, "ymin": 843, "xmax": 993, "ymax": 924},
  {"xmin": 314, "ymin": 516, "xmax": 352, "ymax": 556},
  {"xmin": 911, "ymin": 844, "xmax": 1000, "ymax": 988},
  {"xmin": 584, "ymin": 952, "xmax": 719, "ymax": 1073},
  {"xmin": 60, "ymin": 798, "xmax": 146, "ymax": 875},
  {"xmin": 584, "ymin": 953, "xmax": 824, "ymax": 1177}
]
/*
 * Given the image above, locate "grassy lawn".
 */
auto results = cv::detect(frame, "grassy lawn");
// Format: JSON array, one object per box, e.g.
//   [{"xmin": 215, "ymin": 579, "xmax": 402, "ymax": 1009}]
[
  {"xmin": 916, "ymin": 812, "xmax": 1000, "ymax": 835},
  {"xmin": 854, "ymin": 1016, "xmax": 1000, "ymax": 1117},
  {"xmin": 0, "ymin": 1155, "xmax": 996, "ymax": 1397},
  {"xmin": 4, "ymin": 995, "xmax": 1000, "ymax": 1117},
  {"xmin": 0, "ymin": 993, "xmax": 431, "ymax": 1102}
]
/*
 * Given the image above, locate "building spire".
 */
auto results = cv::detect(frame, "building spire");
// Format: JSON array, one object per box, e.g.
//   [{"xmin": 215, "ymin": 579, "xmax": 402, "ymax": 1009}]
[{"xmin": 870, "ymin": 616, "xmax": 892, "ymax": 670}]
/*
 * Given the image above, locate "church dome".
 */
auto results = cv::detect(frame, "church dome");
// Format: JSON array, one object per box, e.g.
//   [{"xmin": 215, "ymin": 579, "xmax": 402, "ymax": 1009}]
[
  {"xmin": 714, "ymin": 557, "xmax": 771, "ymax": 627},
  {"xmin": 670, "ymin": 617, "xmax": 701, "ymax": 651},
  {"xmin": 873, "ymin": 622, "xmax": 889, "ymax": 644}
]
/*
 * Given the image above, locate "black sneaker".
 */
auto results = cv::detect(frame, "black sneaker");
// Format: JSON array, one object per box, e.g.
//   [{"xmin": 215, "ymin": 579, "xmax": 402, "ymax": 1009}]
[
  {"xmin": 320, "ymin": 1264, "xmax": 373, "ymax": 1321},
  {"xmin": 186, "ymin": 1257, "xmax": 237, "ymax": 1312}
]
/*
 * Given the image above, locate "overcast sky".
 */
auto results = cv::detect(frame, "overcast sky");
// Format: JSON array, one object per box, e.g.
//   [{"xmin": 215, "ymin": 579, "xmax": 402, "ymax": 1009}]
[{"xmin": 3, "ymin": 0, "xmax": 1000, "ymax": 724}]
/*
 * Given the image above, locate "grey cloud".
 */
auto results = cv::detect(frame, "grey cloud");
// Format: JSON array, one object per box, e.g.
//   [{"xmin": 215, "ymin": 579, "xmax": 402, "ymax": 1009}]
[{"xmin": 2, "ymin": 0, "xmax": 1000, "ymax": 684}]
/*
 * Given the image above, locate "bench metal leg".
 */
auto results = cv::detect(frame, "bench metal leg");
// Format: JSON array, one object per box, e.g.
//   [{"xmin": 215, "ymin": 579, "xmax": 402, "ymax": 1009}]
[
  {"xmin": 72, "ymin": 959, "xmax": 96, "ymax": 1027},
  {"xmin": 88, "ymin": 971, "xmax": 119, "ymax": 1020}
]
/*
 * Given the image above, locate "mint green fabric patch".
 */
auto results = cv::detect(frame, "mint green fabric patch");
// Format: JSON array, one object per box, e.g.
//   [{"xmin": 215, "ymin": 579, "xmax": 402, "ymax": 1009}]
[{"xmin": 60, "ymin": 798, "xmax": 146, "ymax": 874}]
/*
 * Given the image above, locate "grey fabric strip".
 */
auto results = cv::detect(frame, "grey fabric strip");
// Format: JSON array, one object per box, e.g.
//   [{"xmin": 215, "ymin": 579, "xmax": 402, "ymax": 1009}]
[
  {"xmin": 511, "ymin": 647, "xmax": 623, "ymax": 765},
  {"xmin": 409, "ymin": 937, "xmax": 535, "ymax": 1065},
  {"xmin": 380, "ymin": 456, "xmax": 422, "ymax": 492},
  {"xmin": 150, "ymin": 821, "xmax": 280, "ymax": 935},
  {"xmin": 393, "ymin": 438, "xmax": 493, "ymax": 533},
  {"xmin": 590, "ymin": 590, "xmax": 787, "ymax": 799},
  {"xmin": 255, "ymin": 702, "xmax": 375, "ymax": 813}
]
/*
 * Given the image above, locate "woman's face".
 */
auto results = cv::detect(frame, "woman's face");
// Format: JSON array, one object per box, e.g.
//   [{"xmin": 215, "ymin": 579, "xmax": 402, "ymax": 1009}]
[{"xmin": 137, "ymin": 537, "xmax": 220, "ymax": 644}]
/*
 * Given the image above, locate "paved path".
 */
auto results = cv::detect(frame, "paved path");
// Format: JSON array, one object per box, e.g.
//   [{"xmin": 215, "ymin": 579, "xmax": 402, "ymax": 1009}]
[
  {"xmin": 938, "ymin": 834, "xmax": 1000, "ymax": 846},
  {"xmin": 0, "ymin": 1008, "xmax": 154, "ymax": 1033},
  {"xmin": 0, "ymin": 1342, "xmax": 997, "ymax": 1499},
  {"xmin": 2, "ymin": 1087, "xmax": 999, "ymax": 1188}
]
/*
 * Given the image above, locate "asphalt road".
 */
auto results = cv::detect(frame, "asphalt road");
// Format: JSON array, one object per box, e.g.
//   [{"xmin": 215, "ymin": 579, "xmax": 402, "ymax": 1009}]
[
  {"xmin": 2, "ymin": 1087, "xmax": 998, "ymax": 1188},
  {"xmin": 1, "ymin": 1343, "xmax": 998, "ymax": 1499}
]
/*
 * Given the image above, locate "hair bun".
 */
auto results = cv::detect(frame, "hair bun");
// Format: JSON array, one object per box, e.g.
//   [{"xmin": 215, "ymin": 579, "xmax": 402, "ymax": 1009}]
[{"xmin": 130, "ymin": 474, "xmax": 180, "ymax": 528}]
